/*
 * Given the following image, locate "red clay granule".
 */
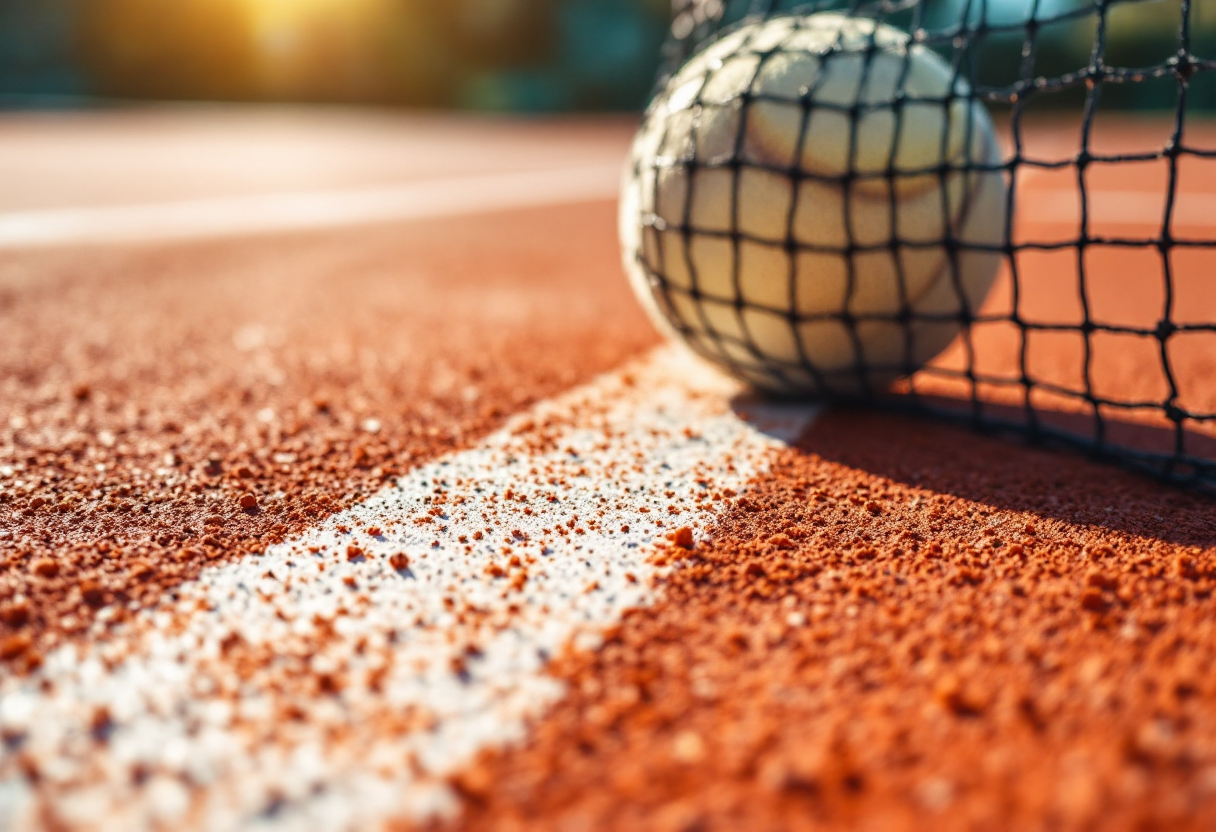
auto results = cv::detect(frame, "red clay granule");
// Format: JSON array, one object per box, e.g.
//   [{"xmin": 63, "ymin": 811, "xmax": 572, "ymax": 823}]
[
  {"xmin": 78, "ymin": 580, "xmax": 106, "ymax": 609},
  {"xmin": 670, "ymin": 527, "xmax": 695, "ymax": 550},
  {"xmin": 446, "ymin": 410, "xmax": 1216, "ymax": 832},
  {"xmin": 0, "ymin": 632, "xmax": 32, "ymax": 661},
  {"xmin": 0, "ymin": 598, "xmax": 30, "ymax": 628},
  {"xmin": 29, "ymin": 558, "xmax": 59, "ymax": 579},
  {"xmin": 0, "ymin": 201, "xmax": 656, "ymax": 663},
  {"xmin": 238, "ymin": 493, "xmax": 258, "ymax": 510}
]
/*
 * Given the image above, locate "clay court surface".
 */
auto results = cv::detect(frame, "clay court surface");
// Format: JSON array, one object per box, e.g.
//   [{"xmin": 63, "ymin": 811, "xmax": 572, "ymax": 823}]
[{"xmin": 1, "ymin": 107, "xmax": 1215, "ymax": 831}]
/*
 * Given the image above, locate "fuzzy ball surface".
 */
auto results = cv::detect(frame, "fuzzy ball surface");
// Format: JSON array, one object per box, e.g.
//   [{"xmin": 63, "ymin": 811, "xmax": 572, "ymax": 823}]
[{"xmin": 620, "ymin": 12, "xmax": 1007, "ymax": 396}]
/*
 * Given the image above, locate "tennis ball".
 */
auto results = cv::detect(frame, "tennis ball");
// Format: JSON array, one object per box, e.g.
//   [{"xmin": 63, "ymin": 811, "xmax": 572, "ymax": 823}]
[{"xmin": 620, "ymin": 12, "xmax": 1007, "ymax": 396}]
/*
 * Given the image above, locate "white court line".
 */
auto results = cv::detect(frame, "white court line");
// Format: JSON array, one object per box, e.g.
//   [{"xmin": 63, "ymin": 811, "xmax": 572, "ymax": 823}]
[
  {"xmin": 0, "ymin": 346, "xmax": 818, "ymax": 832},
  {"xmin": 1003, "ymin": 163, "xmax": 1216, "ymax": 228},
  {"xmin": 1021, "ymin": 189, "xmax": 1216, "ymax": 227},
  {"xmin": 0, "ymin": 164, "xmax": 623, "ymax": 250}
]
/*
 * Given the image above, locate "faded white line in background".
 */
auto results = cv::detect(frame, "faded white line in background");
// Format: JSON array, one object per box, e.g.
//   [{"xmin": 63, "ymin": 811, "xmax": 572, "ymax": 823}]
[
  {"xmin": 1024, "ymin": 189, "xmax": 1216, "ymax": 228},
  {"xmin": 0, "ymin": 164, "xmax": 623, "ymax": 249},
  {"xmin": 0, "ymin": 346, "xmax": 818, "ymax": 832}
]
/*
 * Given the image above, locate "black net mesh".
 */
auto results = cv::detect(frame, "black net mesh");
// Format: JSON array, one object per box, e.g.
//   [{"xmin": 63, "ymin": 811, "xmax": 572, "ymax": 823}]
[{"xmin": 623, "ymin": 0, "xmax": 1216, "ymax": 493}]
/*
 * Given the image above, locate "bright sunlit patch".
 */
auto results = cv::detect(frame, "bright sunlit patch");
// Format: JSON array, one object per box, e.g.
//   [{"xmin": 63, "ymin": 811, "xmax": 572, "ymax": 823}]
[{"xmin": 246, "ymin": 0, "xmax": 380, "ymax": 56}]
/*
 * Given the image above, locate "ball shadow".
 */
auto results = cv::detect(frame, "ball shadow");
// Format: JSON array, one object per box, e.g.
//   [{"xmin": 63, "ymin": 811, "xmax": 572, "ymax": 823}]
[{"xmin": 730, "ymin": 392, "xmax": 1216, "ymax": 550}]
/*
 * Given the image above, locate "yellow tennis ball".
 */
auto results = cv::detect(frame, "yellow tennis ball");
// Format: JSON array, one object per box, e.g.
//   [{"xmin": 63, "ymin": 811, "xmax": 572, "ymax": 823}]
[{"xmin": 620, "ymin": 12, "xmax": 1007, "ymax": 396}]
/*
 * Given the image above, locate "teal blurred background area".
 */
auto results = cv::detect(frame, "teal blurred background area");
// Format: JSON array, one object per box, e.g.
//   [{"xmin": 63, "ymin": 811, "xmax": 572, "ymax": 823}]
[
  {"xmin": 668, "ymin": 0, "xmax": 1216, "ymax": 112},
  {"xmin": 0, "ymin": 0, "xmax": 670, "ymax": 110},
  {"xmin": 1, "ymin": 0, "xmax": 1213, "ymax": 111},
  {"xmin": 0, "ymin": 0, "xmax": 84, "ymax": 104}
]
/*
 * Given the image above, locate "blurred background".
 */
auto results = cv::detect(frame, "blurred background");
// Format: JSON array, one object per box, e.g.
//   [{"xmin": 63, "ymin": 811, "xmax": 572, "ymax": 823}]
[
  {"xmin": 0, "ymin": 0, "xmax": 670, "ymax": 111},
  {"xmin": 0, "ymin": 0, "xmax": 1213, "ymax": 112}
]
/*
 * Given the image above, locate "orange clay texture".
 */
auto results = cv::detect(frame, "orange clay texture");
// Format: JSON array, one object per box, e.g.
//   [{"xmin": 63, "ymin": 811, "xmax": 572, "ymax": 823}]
[
  {"xmin": 442, "ymin": 411, "xmax": 1216, "ymax": 832},
  {"xmin": 0, "ymin": 202, "xmax": 657, "ymax": 667}
]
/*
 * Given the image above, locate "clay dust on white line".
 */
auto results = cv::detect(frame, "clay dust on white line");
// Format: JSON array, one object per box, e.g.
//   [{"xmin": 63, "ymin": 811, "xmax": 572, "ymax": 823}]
[{"xmin": 0, "ymin": 346, "xmax": 818, "ymax": 832}]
